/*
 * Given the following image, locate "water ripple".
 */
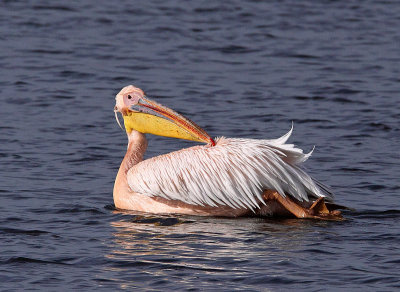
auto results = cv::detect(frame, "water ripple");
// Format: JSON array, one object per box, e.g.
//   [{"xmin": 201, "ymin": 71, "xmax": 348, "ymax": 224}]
[{"xmin": 1, "ymin": 0, "xmax": 399, "ymax": 290}]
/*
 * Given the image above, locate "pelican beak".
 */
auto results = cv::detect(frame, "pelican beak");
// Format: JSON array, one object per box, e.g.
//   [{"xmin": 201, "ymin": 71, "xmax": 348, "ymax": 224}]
[{"xmin": 116, "ymin": 89, "xmax": 215, "ymax": 146}]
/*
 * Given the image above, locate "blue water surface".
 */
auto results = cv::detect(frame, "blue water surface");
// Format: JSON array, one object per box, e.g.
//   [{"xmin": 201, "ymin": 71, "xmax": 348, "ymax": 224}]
[{"xmin": 0, "ymin": 1, "xmax": 399, "ymax": 291}]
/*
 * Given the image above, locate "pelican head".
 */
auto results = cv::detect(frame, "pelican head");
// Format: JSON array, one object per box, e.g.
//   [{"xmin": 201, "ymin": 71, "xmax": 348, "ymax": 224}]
[{"xmin": 115, "ymin": 85, "xmax": 215, "ymax": 145}]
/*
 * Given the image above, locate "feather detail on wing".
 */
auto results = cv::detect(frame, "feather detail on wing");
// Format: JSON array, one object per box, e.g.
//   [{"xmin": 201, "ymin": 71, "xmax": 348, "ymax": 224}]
[{"xmin": 127, "ymin": 125, "xmax": 334, "ymax": 211}]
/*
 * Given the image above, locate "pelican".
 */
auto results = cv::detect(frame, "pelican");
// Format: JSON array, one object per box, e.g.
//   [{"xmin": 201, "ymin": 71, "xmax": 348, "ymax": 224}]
[{"xmin": 113, "ymin": 85, "xmax": 344, "ymax": 219}]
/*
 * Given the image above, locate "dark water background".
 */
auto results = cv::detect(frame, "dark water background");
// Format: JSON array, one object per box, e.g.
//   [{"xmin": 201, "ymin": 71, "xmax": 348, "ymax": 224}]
[{"xmin": 1, "ymin": 0, "xmax": 399, "ymax": 290}]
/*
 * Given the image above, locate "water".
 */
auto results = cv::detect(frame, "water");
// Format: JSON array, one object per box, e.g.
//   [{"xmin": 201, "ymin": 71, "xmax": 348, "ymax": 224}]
[{"xmin": 1, "ymin": 0, "xmax": 399, "ymax": 290}]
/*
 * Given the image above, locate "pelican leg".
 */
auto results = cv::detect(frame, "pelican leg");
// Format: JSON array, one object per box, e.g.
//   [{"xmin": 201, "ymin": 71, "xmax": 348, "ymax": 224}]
[{"xmin": 261, "ymin": 190, "xmax": 343, "ymax": 220}]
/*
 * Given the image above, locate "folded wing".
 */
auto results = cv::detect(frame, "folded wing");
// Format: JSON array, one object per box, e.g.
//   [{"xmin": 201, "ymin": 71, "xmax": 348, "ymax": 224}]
[{"xmin": 127, "ymin": 126, "xmax": 334, "ymax": 211}]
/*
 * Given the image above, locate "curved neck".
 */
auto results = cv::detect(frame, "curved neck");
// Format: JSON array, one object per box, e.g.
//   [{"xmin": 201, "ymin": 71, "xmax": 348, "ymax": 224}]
[
  {"xmin": 113, "ymin": 130, "xmax": 148, "ymax": 207},
  {"xmin": 122, "ymin": 130, "xmax": 148, "ymax": 173}
]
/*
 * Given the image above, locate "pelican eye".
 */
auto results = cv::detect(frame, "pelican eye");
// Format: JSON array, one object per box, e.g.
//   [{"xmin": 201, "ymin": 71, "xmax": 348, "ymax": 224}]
[{"xmin": 128, "ymin": 95, "xmax": 132, "ymax": 99}]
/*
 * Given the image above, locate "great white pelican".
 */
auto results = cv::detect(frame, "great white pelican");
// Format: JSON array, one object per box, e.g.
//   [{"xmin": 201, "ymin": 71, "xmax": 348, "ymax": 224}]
[{"xmin": 113, "ymin": 85, "xmax": 344, "ymax": 220}]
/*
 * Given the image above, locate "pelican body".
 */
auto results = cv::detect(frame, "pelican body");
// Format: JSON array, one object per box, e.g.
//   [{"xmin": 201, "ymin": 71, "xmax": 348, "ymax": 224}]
[{"xmin": 113, "ymin": 86, "xmax": 344, "ymax": 219}]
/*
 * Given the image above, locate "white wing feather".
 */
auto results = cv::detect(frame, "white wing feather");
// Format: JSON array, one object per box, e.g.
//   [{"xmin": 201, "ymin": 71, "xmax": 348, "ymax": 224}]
[{"xmin": 127, "ymin": 126, "xmax": 334, "ymax": 210}]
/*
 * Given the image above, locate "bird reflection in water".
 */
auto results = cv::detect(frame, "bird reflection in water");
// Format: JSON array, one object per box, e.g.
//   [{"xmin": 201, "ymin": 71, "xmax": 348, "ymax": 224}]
[
  {"xmin": 103, "ymin": 212, "xmax": 331, "ymax": 289},
  {"xmin": 107, "ymin": 211, "xmax": 319, "ymax": 259}
]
